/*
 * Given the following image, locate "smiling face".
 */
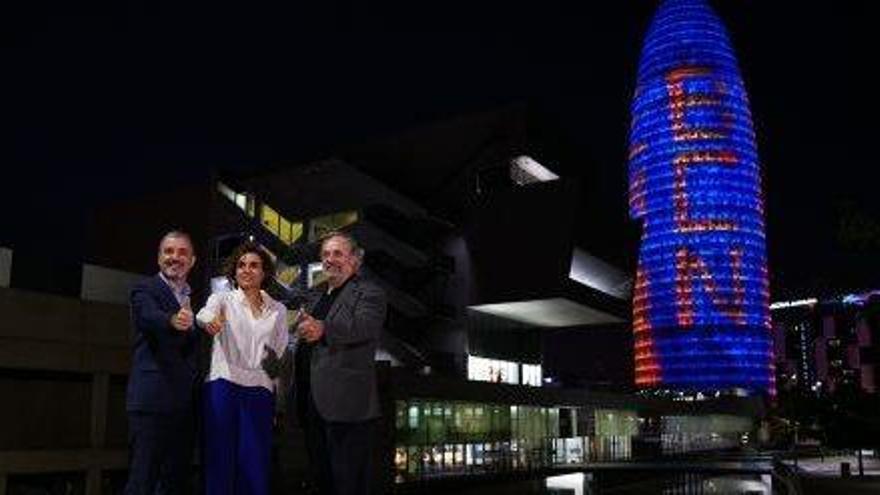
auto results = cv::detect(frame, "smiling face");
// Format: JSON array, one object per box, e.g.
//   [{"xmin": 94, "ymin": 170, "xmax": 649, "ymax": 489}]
[
  {"xmin": 235, "ymin": 252, "xmax": 265, "ymax": 291},
  {"xmin": 320, "ymin": 235, "xmax": 359, "ymax": 288},
  {"xmin": 157, "ymin": 234, "xmax": 195, "ymax": 284}
]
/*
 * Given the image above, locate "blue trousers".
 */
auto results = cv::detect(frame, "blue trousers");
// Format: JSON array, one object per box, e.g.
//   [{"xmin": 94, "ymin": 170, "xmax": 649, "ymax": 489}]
[{"xmin": 203, "ymin": 379, "xmax": 274, "ymax": 495}]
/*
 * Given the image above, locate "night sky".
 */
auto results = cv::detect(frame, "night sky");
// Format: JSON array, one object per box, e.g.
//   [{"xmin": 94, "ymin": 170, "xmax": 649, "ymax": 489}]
[{"xmin": 6, "ymin": 0, "xmax": 879, "ymax": 299}]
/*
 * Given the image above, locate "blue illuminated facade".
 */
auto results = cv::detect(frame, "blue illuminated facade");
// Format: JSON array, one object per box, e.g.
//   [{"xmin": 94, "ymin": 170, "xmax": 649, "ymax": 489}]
[{"xmin": 628, "ymin": 0, "xmax": 773, "ymax": 394}]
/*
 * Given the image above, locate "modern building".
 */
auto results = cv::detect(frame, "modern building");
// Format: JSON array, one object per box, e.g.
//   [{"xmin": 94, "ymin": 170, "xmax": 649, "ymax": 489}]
[
  {"xmin": 628, "ymin": 0, "xmax": 773, "ymax": 396},
  {"xmin": 772, "ymin": 292, "xmax": 879, "ymax": 396},
  {"xmin": 1, "ymin": 106, "xmax": 766, "ymax": 495},
  {"xmin": 771, "ymin": 298, "xmax": 820, "ymax": 395},
  {"xmin": 84, "ymin": 105, "xmax": 635, "ymax": 388}
]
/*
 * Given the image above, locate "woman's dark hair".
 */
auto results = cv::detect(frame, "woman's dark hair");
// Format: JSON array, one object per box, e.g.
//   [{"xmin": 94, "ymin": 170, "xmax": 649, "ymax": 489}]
[{"xmin": 223, "ymin": 241, "xmax": 276, "ymax": 288}]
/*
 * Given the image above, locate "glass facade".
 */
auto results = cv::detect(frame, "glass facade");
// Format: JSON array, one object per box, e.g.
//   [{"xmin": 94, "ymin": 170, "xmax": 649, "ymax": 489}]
[
  {"xmin": 393, "ymin": 399, "xmax": 754, "ymax": 483},
  {"xmin": 660, "ymin": 414, "xmax": 752, "ymax": 454},
  {"xmin": 394, "ymin": 400, "xmax": 558, "ymax": 481}
]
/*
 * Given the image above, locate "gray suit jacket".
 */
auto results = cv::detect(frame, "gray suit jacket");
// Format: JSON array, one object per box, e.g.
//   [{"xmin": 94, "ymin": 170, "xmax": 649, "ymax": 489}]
[{"xmin": 307, "ymin": 275, "xmax": 386, "ymax": 422}]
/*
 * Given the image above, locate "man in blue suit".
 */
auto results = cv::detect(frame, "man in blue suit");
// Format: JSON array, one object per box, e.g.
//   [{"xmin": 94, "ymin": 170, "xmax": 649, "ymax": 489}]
[{"xmin": 125, "ymin": 231, "xmax": 200, "ymax": 495}]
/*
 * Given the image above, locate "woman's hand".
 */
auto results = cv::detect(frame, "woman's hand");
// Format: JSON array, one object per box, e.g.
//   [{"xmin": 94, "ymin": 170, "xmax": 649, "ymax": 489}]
[{"xmin": 206, "ymin": 305, "xmax": 226, "ymax": 335}]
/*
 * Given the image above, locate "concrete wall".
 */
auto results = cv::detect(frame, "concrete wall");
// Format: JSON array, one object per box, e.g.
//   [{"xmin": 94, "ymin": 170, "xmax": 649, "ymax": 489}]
[
  {"xmin": 0, "ymin": 287, "xmax": 130, "ymax": 493},
  {"xmin": 463, "ymin": 179, "xmax": 578, "ymax": 305},
  {"xmin": 81, "ymin": 264, "xmax": 144, "ymax": 305}
]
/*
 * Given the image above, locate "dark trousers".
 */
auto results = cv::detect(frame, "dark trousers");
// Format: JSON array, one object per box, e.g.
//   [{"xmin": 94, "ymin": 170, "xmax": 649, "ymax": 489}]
[
  {"xmin": 302, "ymin": 395, "xmax": 376, "ymax": 495},
  {"xmin": 303, "ymin": 394, "xmax": 334, "ymax": 495},
  {"xmin": 125, "ymin": 409, "xmax": 194, "ymax": 495},
  {"xmin": 325, "ymin": 418, "xmax": 375, "ymax": 495}
]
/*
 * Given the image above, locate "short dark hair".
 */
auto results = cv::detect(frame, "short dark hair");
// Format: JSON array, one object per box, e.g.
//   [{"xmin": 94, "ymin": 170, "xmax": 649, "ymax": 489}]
[
  {"xmin": 158, "ymin": 230, "xmax": 194, "ymax": 252},
  {"xmin": 320, "ymin": 230, "xmax": 364, "ymax": 259},
  {"xmin": 223, "ymin": 241, "xmax": 276, "ymax": 288}
]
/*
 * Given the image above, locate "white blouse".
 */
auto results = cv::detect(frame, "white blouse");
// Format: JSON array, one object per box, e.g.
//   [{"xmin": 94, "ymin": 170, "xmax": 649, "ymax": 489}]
[{"xmin": 197, "ymin": 289, "xmax": 289, "ymax": 392}]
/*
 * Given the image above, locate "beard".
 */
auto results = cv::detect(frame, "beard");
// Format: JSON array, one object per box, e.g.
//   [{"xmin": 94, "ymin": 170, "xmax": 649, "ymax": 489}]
[{"xmin": 162, "ymin": 261, "xmax": 187, "ymax": 278}]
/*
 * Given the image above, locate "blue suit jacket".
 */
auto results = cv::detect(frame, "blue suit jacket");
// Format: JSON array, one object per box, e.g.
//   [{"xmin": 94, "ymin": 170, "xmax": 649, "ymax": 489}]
[{"xmin": 126, "ymin": 275, "xmax": 200, "ymax": 413}]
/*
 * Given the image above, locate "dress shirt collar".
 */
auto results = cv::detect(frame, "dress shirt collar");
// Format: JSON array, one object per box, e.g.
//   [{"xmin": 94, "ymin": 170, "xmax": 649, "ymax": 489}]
[
  {"xmin": 158, "ymin": 272, "xmax": 191, "ymax": 305},
  {"xmin": 232, "ymin": 287, "xmax": 275, "ymax": 317}
]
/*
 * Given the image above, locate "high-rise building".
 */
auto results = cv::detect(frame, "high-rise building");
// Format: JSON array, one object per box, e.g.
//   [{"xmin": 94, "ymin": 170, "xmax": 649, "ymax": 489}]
[
  {"xmin": 628, "ymin": 0, "xmax": 773, "ymax": 395},
  {"xmin": 772, "ymin": 293, "xmax": 879, "ymax": 396}
]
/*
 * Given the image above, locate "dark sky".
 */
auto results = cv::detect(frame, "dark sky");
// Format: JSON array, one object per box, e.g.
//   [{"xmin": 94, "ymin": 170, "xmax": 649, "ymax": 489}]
[{"xmin": 6, "ymin": 0, "xmax": 879, "ymax": 298}]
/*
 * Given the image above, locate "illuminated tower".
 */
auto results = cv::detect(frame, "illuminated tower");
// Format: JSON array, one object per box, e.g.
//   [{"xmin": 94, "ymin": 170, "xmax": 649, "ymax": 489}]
[{"xmin": 628, "ymin": 0, "xmax": 773, "ymax": 395}]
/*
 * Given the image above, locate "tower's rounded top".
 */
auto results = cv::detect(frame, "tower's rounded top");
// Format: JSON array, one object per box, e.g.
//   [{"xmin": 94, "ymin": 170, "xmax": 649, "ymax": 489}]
[{"xmin": 637, "ymin": 0, "xmax": 740, "ymax": 83}]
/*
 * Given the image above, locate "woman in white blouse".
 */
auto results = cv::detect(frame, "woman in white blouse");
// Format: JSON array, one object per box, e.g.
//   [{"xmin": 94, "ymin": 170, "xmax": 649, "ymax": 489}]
[{"xmin": 197, "ymin": 242, "xmax": 288, "ymax": 495}]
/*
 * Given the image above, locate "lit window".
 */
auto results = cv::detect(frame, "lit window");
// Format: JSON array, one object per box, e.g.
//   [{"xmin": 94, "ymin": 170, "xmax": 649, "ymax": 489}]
[
  {"xmin": 408, "ymin": 406, "xmax": 419, "ymax": 428},
  {"xmin": 261, "ymin": 205, "xmax": 280, "ymax": 234},
  {"xmin": 217, "ymin": 182, "xmax": 254, "ymax": 217},
  {"xmin": 307, "ymin": 262, "xmax": 325, "ymax": 288},
  {"xmin": 276, "ymin": 263, "xmax": 301, "ymax": 289},
  {"xmin": 279, "ymin": 217, "xmax": 292, "ymax": 244},
  {"xmin": 468, "ymin": 355, "xmax": 531, "ymax": 385},
  {"xmin": 510, "ymin": 155, "xmax": 560, "ymax": 185},
  {"xmin": 290, "ymin": 221, "xmax": 303, "ymax": 244},
  {"xmin": 522, "ymin": 363, "xmax": 543, "ymax": 387},
  {"xmin": 217, "ymin": 182, "xmax": 236, "ymax": 203}
]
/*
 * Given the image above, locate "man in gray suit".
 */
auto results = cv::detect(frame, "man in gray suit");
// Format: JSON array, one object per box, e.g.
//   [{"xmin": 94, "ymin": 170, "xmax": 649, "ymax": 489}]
[{"xmin": 297, "ymin": 231, "xmax": 386, "ymax": 495}]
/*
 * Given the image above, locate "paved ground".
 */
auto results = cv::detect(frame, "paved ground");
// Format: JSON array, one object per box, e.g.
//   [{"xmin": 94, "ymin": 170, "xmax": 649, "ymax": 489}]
[
  {"xmin": 783, "ymin": 454, "xmax": 880, "ymax": 495},
  {"xmin": 785, "ymin": 453, "xmax": 880, "ymax": 477}
]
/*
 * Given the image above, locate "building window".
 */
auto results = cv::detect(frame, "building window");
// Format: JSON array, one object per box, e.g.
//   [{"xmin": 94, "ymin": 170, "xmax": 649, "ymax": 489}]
[
  {"xmin": 522, "ymin": 363, "xmax": 543, "ymax": 387},
  {"xmin": 279, "ymin": 217, "xmax": 292, "ymax": 244},
  {"xmin": 409, "ymin": 405, "xmax": 420, "ymax": 429},
  {"xmin": 278, "ymin": 217, "xmax": 304, "ymax": 245},
  {"xmin": 259, "ymin": 204, "xmax": 303, "ymax": 246},
  {"xmin": 275, "ymin": 261, "xmax": 301, "ymax": 289},
  {"xmin": 510, "ymin": 155, "xmax": 560, "ymax": 185},
  {"xmin": 468, "ymin": 355, "xmax": 536, "ymax": 386},
  {"xmin": 217, "ymin": 182, "xmax": 236, "ymax": 203},
  {"xmin": 217, "ymin": 182, "xmax": 255, "ymax": 217},
  {"xmin": 307, "ymin": 262, "xmax": 325, "ymax": 288},
  {"xmin": 261, "ymin": 204, "xmax": 280, "ymax": 234}
]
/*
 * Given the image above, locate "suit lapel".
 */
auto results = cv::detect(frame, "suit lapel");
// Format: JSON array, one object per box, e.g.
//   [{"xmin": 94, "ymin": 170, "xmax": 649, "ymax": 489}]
[
  {"xmin": 305, "ymin": 286, "xmax": 324, "ymax": 314},
  {"xmin": 153, "ymin": 274, "xmax": 181, "ymax": 312},
  {"xmin": 326, "ymin": 279, "xmax": 356, "ymax": 323}
]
